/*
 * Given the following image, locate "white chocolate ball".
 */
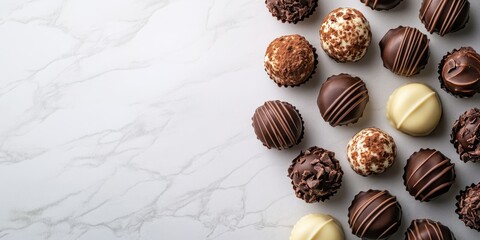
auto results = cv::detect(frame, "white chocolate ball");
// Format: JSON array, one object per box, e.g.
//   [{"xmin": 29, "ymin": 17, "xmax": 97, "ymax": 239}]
[
  {"xmin": 386, "ymin": 83, "xmax": 442, "ymax": 136},
  {"xmin": 290, "ymin": 214, "xmax": 344, "ymax": 240}
]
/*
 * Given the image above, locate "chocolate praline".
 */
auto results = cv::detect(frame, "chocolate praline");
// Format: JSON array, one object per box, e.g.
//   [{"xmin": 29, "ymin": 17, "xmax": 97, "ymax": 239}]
[
  {"xmin": 317, "ymin": 74, "xmax": 369, "ymax": 127},
  {"xmin": 439, "ymin": 47, "xmax": 480, "ymax": 98},
  {"xmin": 348, "ymin": 189, "xmax": 402, "ymax": 240},
  {"xmin": 451, "ymin": 108, "xmax": 480, "ymax": 162},
  {"xmin": 456, "ymin": 182, "xmax": 480, "ymax": 231},
  {"xmin": 419, "ymin": 0, "xmax": 470, "ymax": 36},
  {"xmin": 288, "ymin": 146, "xmax": 343, "ymax": 203},
  {"xmin": 252, "ymin": 100, "xmax": 304, "ymax": 150},
  {"xmin": 403, "ymin": 149, "xmax": 455, "ymax": 202},
  {"xmin": 379, "ymin": 26, "xmax": 430, "ymax": 77},
  {"xmin": 265, "ymin": 0, "xmax": 317, "ymax": 24},
  {"xmin": 360, "ymin": 0, "xmax": 403, "ymax": 10},
  {"xmin": 264, "ymin": 35, "xmax": 317, "ymax": 87},
  {"xmin": 405, "ymin": 219, "xmax": 456, "ymax": 240},
  {"xmin": 347, "ymin": 128, "xmax": 397, "ymax": 176},
  {"xmin": 320, "ymin": 8, "xmax": 372, "ymax": 63}
]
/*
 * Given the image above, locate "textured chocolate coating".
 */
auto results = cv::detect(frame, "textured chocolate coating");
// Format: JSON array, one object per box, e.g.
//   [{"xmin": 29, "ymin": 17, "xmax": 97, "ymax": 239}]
[
  {"xmin": 264, "ymin": 35, "xmax": 317, "ymax": 87},
  {"xmin": 265, "ymin": 0, "xmax": 317, "ymax": 24},
  {"xmin": 405, "ymin": 219, "xmax": 456, "ymax": 240},
  {"xmin": 456, "ymin": 182, "xmax": 480, "ymax": 231},
  {"xmin": 403, "ymin": 149, "xmax": 455, "ymax": 202},
  {"xmin": 317, "ymin": 74, "xmax": 369, "ymax": 127},
  {"xmin": 451, "ymin": 108, "xmax": 480, "ymax": 162},
  {"xmin": 419, "ymin": 0, "xmax": 470, "ymax": 36},
  {"xmin": 380, "ymin": 26, "xmax": 430, "ymax": 77},
  {"xmin": 288, "ymin": 146, "xmax": 343, "ymax": 203},
  {"xmin": 348, "ymin": 190, "xmax": 402, "ymax": 240},
  {"xmin": 320, "ymin": 8, "xmax": 372, "ymax": 63},
  {"xmin": 252, "ymin": 100, "xmax": 303, "ymax": 150},
  {"xmin": 360, "ymin": 0, "xmax": 403, "ymax": 10},
  {"xmin": 439, "ymin": 47, "xmax": 480, "ymax": 97},
  {"xmin": 347, "ymin": 128, "xmax": 397, "ymax": 176}
]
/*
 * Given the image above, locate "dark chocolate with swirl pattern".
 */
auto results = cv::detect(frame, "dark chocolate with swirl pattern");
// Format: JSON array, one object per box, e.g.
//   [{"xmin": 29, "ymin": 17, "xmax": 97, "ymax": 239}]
[{"xmin": 439, "ymin": 47, "xmax": 480, "ymax": 98}]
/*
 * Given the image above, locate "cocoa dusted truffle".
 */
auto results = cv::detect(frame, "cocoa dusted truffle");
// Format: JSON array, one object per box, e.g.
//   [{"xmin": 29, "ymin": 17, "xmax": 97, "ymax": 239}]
[
  {"xmin": 439, "ymin": 47, "xmax": 480, "ymax": 98},
  {"xmin": 451, "ymin": 108, "xmax": 480, "ymax": 162},
  {"xmin": 348, "ymin": 189, "xmax": 402, "ymax": 240},
  {"xmin": 317, "ymin": 74, "xmax": 369, "ymax": 127},
  {"xmin": 403, "ymin": 149, "xmax": 455, "ymax": 202},
  {"xmin": 379, "ymin": 26, "xmax": 430, "ymax": 77},
  {"xmin": 360, "ymin": 0, "xmax": 403, "ymax": 11},
  {"xmin": 264, "ymin": 35, "xmax": 317, "ymax": 87},
  {"xmin": 419, "ymin": 0, "xmax": 470, "ymax": 36},
  {"xmin": 456, "ymin": 182, "xmax": 480, "ymax": 231},
  {"xmin": 288, "ymin": 146, "xmax": 344, "ymax": 203},
  {"xmin": 252, "ymin": 100, "xmax": 304, "ymax": 150},
  {"xmin": 405, "ymin": 219, "xmax": 456, "ymax": 240},
  {"xmin": 347, "ymin": 128, "xmax": 397, "ymax": 176},
  {"xmin": 265, "ymin": 0, "xmax": 317, "ymax": 24},
  {"xmin": 320, "ymin": 8, "xmax": 372, "ymax": 63}
]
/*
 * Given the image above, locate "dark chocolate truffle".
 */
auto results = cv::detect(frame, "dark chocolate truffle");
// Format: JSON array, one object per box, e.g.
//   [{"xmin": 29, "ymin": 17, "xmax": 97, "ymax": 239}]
[
  {"xmin": 403, "ymin": 149, "xmax": 455, "ymax": 202},
  {"xmin": 419, "ymin": 0, "xmax": 470, "ymax": 36},
  {"xmin": 405, "ymin": 219, "xmax": 456, "ymax": 240},
  {"xmin": 348, "ymin": 190, "xmax": 402, "ymax": 239},
  {"xmin": 265, "ymin": 35, "xmax": 317, "ymax": 87},
  {"xmin": 288, "ymin": 146, "xmax": 344, "ymax": 203},
  {"xmin": 451, "ymin": 108, "xmax": 480, "ymax": 162},
  {"xmin": 380, "ymin": 26, "xmax": 430, "ymax": 77},
  {"xmin": 265, "ymin": 0, "xmax": 317, "ymax": 24},
  {"xmin": 456, "ymin": 182, "xmax": 480, "ymax": 231},
  {"xmin": 320, "ymin": 8, "xmax": 372, "ymax": 63},
  {"xmin": 439, "ymin": 47, "xmax": 480, "ymax": 98},
  {"xmin": 252, "ymin": 100, "xmax": 304, "ymax": 150},
  {"xmin": 360, "ymin": 0, "xmax": 403, "ymax": 10},
  {"xmin": 317, "ymin": 74, "xmax": 369, "ymax": 127}
]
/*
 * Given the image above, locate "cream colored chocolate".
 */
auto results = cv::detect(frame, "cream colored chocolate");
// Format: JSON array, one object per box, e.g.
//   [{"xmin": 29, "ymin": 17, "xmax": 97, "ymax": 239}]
[
  {"xmin": 386, "ymin": 83, "xmax": 442, "ymax": 136},
  {"xmin": 290, "ymin": 214, "xmax": 344, "ymax": 240},
  {"xmin": 320, "ymin": 8, "xmax": 372, "ymax": 63}
]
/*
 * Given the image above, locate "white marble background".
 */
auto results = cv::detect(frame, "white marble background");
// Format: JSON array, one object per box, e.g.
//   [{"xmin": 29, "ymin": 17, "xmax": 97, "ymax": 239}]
[{"xmin": 0, "ymin": 0, "xmax": 479, "ymax": 239}]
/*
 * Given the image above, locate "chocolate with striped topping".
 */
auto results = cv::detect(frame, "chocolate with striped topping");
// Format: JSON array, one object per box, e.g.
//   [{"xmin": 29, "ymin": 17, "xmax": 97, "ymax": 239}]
[
  {"xmin": 403, "ymin": 149, "xmax": 455, "ymax": 202},
  {"xmin": 405, "ymin": 219, "xmax": 455, "ymax": 240},
  {"xmin": 317, "ymin": 74, "xmax": 369, "ymax": 127},
  {"xmin": 252, "ymin": 100, "xmax": 304, "ymax": 150},
  {"xmin": 348, "ymin": 189, "xmax": 402, "ymax": 240},
  {"xmin": 380, "ymin": 26, "xmax": 430, "ymax": 77},
  {"xmin": 419, "ymin": 0, "xmax": 470, "ymax": 36}
]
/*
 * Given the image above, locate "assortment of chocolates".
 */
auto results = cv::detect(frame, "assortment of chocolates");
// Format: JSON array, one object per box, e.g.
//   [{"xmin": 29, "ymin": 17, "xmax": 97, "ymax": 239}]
[{"xmin": 255, "ymin": 0, "xmax": 478, "ymax": 238}]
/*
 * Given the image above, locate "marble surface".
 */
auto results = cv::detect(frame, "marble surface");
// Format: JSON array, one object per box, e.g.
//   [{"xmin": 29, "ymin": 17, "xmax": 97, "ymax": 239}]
[{"xmin": 1, "ymin": 0, "xmax": 480, "ymax": 239}]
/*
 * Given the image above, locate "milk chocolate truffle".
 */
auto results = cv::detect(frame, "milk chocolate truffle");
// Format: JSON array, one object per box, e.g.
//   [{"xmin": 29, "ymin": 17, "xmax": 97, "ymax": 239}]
[
  {"xmin": 439, "ymin": 47, "xmax": 480, "ymax": 98},
  {"xmin": 387, "ymin": 83, "xmax": 442, "ymax": 136},
  {"xmin": 265, "ymin": 0, "xmax": 317, "ymax": 24},
  {"xmin": 405, "ymin": 219, "xmax": 456, "ymax": 240},
  {"xmin": 419, "ymin": 0, "xmax": 470, "ymax": 36},
  {"xmin": 252, "ymin": 100, "xmax": 304, "ymax": 150},
  {"xmin": 347, "ymin": 128, "xmax": 396, "ymax": 176},
  {"xmin": 360, "ymin": 0, "xmax": 403, "ymax": 10},
  {"xmin": 288, "ymin": 146, "xmax": 343, "ymax": 203},
  {"xmin": 379, "ymin": 26, "xmax": 430, "ymax": 77},
  {"xmin": 456, "ymin": 182, "xmax": 480, "ymax": 231},
  {"xmin": 451, "ymin": 108, "xmax": 480, "ymax": 162},
  {"xmin": 348, "ymin": 190, "xmax": 402, "ymax": 240},
  {"xmin": 320, "ymin": 8, "xmax": 372, "ymax": 63},
  {"xmin": 291, "ymin": 214, "xmax": 345, "ymax": 240},
  {"xmin": 265, "ymin": 35, "xmax": 317, "ymax": 87},
  {"xmin": 317, "ymin": 74, "xmax": 369, "ymax": 127},
  {"xmin": 403, "ymin": 149, "xmax": 455, "ymax": 202}
]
